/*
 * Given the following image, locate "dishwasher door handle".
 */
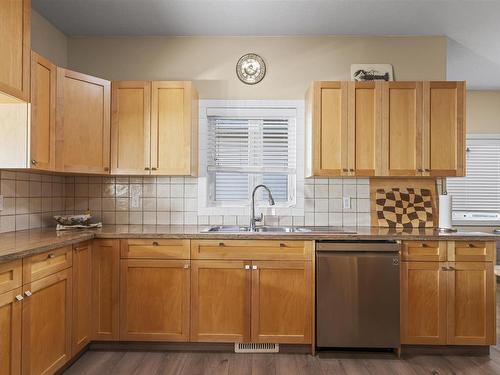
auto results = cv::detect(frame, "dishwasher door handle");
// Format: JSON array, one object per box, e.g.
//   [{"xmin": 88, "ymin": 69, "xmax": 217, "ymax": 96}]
[{"xmin": 316, "ymin": 242, "xmax": 400, "ymax": 252}]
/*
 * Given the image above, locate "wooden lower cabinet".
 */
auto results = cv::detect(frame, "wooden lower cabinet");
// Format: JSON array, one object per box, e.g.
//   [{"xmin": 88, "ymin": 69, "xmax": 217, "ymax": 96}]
[
  {"xmin": 190, "ymin": 259, "xmax": 312, "ymax": 344},
  {"xmin": 22, "ymin": 269, "xmax": 72, "ymax": 375},
  {"xmin": 0, "ymin": 288, "xmax": 22, "ymax": 375},
  {"xmin": 191, "ymin": 260, "xmax": 251, "ymax": 342},
  {"xmin": 447, "ymin": 262, "xmax": 496, "ymax": 345},
  {"xmin": 91, "ymin": 240, "xmax": 120, "ymax": 341},
  {"xmin": 251, "ymin": 261, "xmax": 312, "ymax": 344},
  {"xmin": 401, "ymin": 261, "xmax": 447, "ymax": 344},
  {"xmin": 72, "ymin": 242, "xmax": 92, "ymax": 355},
  {"xmin": 120, "ymin": 259, "xmax": 190, "ymax": 341},
  {"xmin": 401, "ymin": 260, "xmax": 496, "ymax": 346}
]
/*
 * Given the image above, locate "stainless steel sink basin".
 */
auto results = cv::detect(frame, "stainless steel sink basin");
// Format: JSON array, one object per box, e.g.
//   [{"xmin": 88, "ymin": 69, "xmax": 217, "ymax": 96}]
[{"xmin": 204, "ymin": 226, "xmax": 312, "ymax": 233}]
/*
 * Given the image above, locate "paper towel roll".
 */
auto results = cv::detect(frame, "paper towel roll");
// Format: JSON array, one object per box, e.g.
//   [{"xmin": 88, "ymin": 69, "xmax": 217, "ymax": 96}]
[{"xmin": 439, "ymin": 194, "xmax": 452, "ymax": 229}]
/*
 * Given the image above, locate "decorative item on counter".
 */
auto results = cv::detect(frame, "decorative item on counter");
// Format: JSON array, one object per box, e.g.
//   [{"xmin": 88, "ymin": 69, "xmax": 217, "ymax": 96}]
[
  {"xmin": 236, "ymin": 53, "xmax": 266, "ymax": 84},
  {"xmin": 351, "ymin": 64, "xmax": 393, "ymax": 81},
  {"xmin": 54, "ymin": 214, "xmax": 102, "ymax": 231},
  {"xmin": 375, "ymin": 188, "xmax": 434, "ymax": 228}
]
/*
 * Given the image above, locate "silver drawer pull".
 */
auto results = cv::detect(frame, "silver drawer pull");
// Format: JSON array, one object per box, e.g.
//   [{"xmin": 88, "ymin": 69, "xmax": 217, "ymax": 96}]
[
  {"xmin": 152, "ymin": 241, "xmax": 159, "ymax": 246},
  {"xmin": 48, "ymin": 253, "xmax": 55, "ymax": 259},
  {"xmin": 244, "ymin": 265, "xmax": 250, "ymax": 270},
  {"xmin": 218, "ymin": 242, "xmax": 225, "ymax": 247},
  {"xmin": 184, "ymin": 264, "xmax": 189, "ymax": 269},
  {"xmin": 252, "ymin": 265, "xmax": 258, "ymax": 270},
  {"xmin": 24, "ymin": 291, "xmax": 32, "ymax": 297},
  {"xmin": 15, "ymin": 294, "xmax": 24, "ymax": 301}
]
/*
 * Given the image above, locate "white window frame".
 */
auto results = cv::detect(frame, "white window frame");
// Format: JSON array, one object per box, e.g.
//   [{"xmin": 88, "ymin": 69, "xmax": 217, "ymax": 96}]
[
  {"xmin": 447, "ymin": 134, "xmax": 500, "ymax": 225},
  {"xmin": 198, "ymin": 100, "xmax": 305, "ymax": 217}
]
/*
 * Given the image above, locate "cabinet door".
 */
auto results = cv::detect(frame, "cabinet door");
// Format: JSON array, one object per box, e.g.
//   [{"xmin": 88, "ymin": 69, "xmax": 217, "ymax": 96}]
[
  {"xmin": 447, "ymin": 262, "xmax": 495, "ymax": 345},
  {"xmin": 0, "ymin": 0, "xmax": 30, "ymax": 102},
  {"xmin": 72, "ymin": 242, "xmax": 92, "ymax": 355},
  {"xmin": 191, "ymin": 260, "xmax": 251, "ymax": 342},
  {"xmin": 151, "ymin": 81, "xmax": 198, "ymax": 176},
  {"xmin": 423, "ymin": 82, "xmax": 465, "ymax": 177},
  {"xmin": 22, "ymin": 269, "xmax": 72, "ymax": 375},
  {"xmin": 111, "ymin": 81, "xmax": 151, "ymax": 175},
  {"xmin": 120, "ymin": 259, "xmax": 190, "ymax": 341},
  {"xmin": 382, "ymin": 82, "xmax": 423, "ymax": 176},
  {"xmin": 308, "ymin": 81, "xmax": 349, "ymax": 177},
  {"xmin": 401, "ymin": 262, "xmax": 447, "ymax": 345},
  {"xmin": 251, "ymin": 261, "xmax": 312, "ymax": 344},
  {"xmin": 56, "ymin": 68, "xmax": 111, "ymax": 174},
  {"xmin": 348, "ymin": 81, "xmax": 382, "ymax": 176},
  {"xmin": 0, "ymin": 288, "xmax": 22, "ymax": 375},
  {"xmin": 30, "ymin": 52, "xmax": 56, "ymax": 171},
  {"xmin": 91, "ymin": 239, "xmax": 120, "ymax": 341}
]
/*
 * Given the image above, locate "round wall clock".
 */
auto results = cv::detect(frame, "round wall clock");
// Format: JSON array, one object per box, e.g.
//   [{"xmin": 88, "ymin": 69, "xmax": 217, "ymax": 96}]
[{"xmin": 236, "ymin": 53, "xmax": 266, "ymax": 85}]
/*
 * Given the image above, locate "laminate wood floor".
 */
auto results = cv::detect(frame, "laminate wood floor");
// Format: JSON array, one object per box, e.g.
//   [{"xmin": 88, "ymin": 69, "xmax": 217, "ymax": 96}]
[{"xmin": 64, "ymin": 289, "xmax": 500, "ymax": 375}]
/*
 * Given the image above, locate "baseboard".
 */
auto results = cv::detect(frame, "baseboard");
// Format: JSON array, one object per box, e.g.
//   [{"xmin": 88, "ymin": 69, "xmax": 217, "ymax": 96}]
[
  {"xmin": 54, "ymin": 345, "xmax": 90, "ymax": 375},
  {"xmin": 401, "ymin": 345, "xmax": 490, "ymax": 356},
  {"xmin": 89, "ymin": 341, "xmax": 311, "ymax": 354}
]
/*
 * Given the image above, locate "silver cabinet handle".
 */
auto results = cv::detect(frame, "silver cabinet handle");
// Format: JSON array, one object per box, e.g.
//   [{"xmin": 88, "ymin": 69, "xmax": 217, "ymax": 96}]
[
  {"xmin": 252, "ymin": 265, "xmax": 258, "ymax": 270},
  {"xmin": 244, "ymin": 265, "xmax": 250, "ymax": 270},
  {"xmin": 31, "ymin": 159, "xmax": 37, "ymax": 166},
  {"xmin": 144, "ymin": 167, "xmax": 150, "ymax": 170},
  {"xmin": 448, "ymin": 266, "xmax": 456, "ymax": 271},
  {"xmin": 15, "ymin": 294, "xmax": 24, "ymax": 301},
  {"xmin": 424, "ymin": 168, "xmax": 430, "ymax": 172},
  {"xmin": 183, "ymin": 264, "xmax": 189, "ymax": 269},
  {"xmin": 48, "ymin": 253, "xmax": 55, "ymax": 259},
  {"xmin": 441, "ymin": 266, "xmax": 449, "ymax": 271},
  {"xmin": 24, "ymin": 291, "xmax": 32, "ymax": 297}
]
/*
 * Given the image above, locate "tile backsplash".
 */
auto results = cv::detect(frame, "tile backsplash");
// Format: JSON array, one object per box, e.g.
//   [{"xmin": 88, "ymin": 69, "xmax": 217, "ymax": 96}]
[
  {"xmin": 0, "ymin": 170, "xmax": 66, "ymax": 233},
  {"xmin": 0, "ymin": 170, "xmax": 372, "ymax": 233}
]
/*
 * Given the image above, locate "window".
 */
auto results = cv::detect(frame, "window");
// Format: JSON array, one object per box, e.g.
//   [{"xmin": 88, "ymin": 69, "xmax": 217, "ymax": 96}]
[
  {"xmin": 206, "ymin": 107, "xmax": 297, "ymax": 208},
  {"xmin": 447, "ymin": 136, "xmax": 500, "ymax": 223}
]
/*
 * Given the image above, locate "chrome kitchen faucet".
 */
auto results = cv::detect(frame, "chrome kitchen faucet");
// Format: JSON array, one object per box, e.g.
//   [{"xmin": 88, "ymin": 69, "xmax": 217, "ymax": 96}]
[{"xmin": 250, "ymin": 185, "xmax": 275, "ymax": 231}]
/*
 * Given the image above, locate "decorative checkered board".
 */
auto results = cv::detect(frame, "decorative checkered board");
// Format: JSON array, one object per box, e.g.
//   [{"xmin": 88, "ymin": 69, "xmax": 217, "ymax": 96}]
[{"xmin": 375, "ymin": 188, "xmax": 434, "ymax": 228}]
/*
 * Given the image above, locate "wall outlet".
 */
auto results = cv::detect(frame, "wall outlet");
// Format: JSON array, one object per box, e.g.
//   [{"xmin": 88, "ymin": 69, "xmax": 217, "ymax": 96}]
[
  {"xmin": 343, "ymin": 197, "xmax": 351, "ymax": 209},
  {"xmin": 131, "ymin": 195, "xmax": 140, "ymax": 209}
]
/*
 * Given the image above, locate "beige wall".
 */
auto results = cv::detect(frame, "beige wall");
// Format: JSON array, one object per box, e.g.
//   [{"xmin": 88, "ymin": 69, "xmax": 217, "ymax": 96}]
[
  {"xmin": 68, "ymin": 36, "xmax": 447, "ymax": 99},
  {"xmin": 31, "ymin": 10, "xmax": 68, "ymax": 67},
  {"xmin": 467, "ymin": 91, "xmax": 500, "ymax": 134}
]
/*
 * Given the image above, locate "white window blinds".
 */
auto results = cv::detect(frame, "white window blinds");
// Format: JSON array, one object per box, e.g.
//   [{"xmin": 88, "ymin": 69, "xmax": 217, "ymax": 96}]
[
  {"xmin": 447, "ymin": 138, "xmax": 500, "ymax": 212},
  {"xmin": 207, "ymin": 111, "xmax": 296, "ymax": 206}
]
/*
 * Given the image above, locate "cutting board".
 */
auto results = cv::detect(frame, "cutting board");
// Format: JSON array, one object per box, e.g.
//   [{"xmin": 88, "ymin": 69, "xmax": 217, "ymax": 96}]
[{"xmin": 370, "ymin": 178, "xmax": 438, "ymax": 228}]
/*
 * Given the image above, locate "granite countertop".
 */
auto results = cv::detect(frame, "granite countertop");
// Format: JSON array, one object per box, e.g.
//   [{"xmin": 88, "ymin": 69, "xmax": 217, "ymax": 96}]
[{"xmin": 0, "ymin": 225, "xmax": 498, "ymax": 264}]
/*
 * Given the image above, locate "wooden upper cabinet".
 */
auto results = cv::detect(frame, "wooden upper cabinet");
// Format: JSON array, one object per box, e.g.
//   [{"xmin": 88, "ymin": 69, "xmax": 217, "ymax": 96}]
[
  {"xmin": 72, "ymin": 242, "xmax": 92, "ymax": 355},
  {"xmin": 120, "ymin": 259, "xmax": 190, "ymax": 341},
  {"xmin": 251, "ymin": 261, "xmax": 312, "ymax": 344},
  {"xmin": 22, "ymin": 269, "xmax": 72, "ymax": 375},
  {"xmin": 30, "ymin": 52, "xmax": 56, "ymax": 171},
  {"xmin": 56, "ymin": 68, "xmax": 111, "ymax": 174},
  {"xmin": 400, "ymin": 261, "xmax": 447, "ymax": 345},
  {"xmin": 0, "ymin": 0, "xmax": 30, "ymax": 102},
  {"xmin": 381, "ymin": 81, "xmax": 423, "ymax": 176},
  {"xmin": 111, "ymin": 81, "xmax": 151, "ymax": 175},
  {"xmin": 151, "ymin": 81, "xmax": 198, "ymax": 176},
  {"xmin": 423, "ymin": 81, "xmax": 465, "ymax": 177},
  {"xmin": 446, "ymin": 262, "xmax": 495, "ymax": 345},
  {"xmin": 0, "ymin": 288, "xmax": 22, "ymax": 375},
  {"xmin": 348, "ymin": 81, "xmax": 382, "ymax": 176},
  {"xmin": 306, "ymin": 81, "xmax": 348, "ymax": 177}
]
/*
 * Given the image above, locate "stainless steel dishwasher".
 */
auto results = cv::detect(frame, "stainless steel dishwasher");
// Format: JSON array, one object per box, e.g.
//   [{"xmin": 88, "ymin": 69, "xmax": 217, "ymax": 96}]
[{"xmin": 316, "ymin": 240, "xmax": 401, "ymax": 350}]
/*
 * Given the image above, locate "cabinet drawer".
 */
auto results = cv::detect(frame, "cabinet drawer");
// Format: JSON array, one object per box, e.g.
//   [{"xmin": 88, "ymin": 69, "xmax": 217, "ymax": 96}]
[
  {"xmin": 23, "ymin": 246, "xmax": 73, "ymax": 283},
  {"xmin": 402, "ymin": 241, "xmax": 446, "ymax": 261},
  {"xmin": 120, "ymin": 239, "xmax": 190, "ymax": 259},
  {"xmin": 448, "ymin": 241, "xmax": 495, "ymax": 262},
  {"xmin": 191, "ymin": 240, "xmax": 313, "ymax": 260},
  {"xmin": 0, "ymin": 260, "xmax": 22, "ymax": 294}
]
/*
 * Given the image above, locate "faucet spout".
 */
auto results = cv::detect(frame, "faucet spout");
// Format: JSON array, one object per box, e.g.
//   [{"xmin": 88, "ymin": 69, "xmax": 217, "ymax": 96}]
[{"xmin": 250, "ymin": 185, "xmax": 276, "ymax": 231}]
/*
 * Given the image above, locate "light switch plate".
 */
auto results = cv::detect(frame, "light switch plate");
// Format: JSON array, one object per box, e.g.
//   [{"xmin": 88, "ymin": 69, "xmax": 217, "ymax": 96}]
[
  {"xmin": 0, "ymin": 195, "xmax": 3, "ymax": 211},
  {"xmin": 343, "ymin": 197, "xmax": 351, "ymax": 209}
]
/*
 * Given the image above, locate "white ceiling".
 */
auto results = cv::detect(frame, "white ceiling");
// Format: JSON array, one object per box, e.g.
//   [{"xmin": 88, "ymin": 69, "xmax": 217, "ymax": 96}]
[{"xmin": 33, "ymin": 0, "xmax": 500, "ymax": 89}]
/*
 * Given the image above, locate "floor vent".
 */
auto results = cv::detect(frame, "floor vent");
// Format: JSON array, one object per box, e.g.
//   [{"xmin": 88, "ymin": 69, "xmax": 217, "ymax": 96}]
[{"xmin": 234, "ymin": 343, "xmax": 279, "ymax": 353}]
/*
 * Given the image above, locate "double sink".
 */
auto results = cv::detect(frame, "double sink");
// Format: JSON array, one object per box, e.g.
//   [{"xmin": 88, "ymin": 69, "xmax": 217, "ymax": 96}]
[{"xmin": 204, "ymin": 226, "xmax": 357, "ymax": 234}]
